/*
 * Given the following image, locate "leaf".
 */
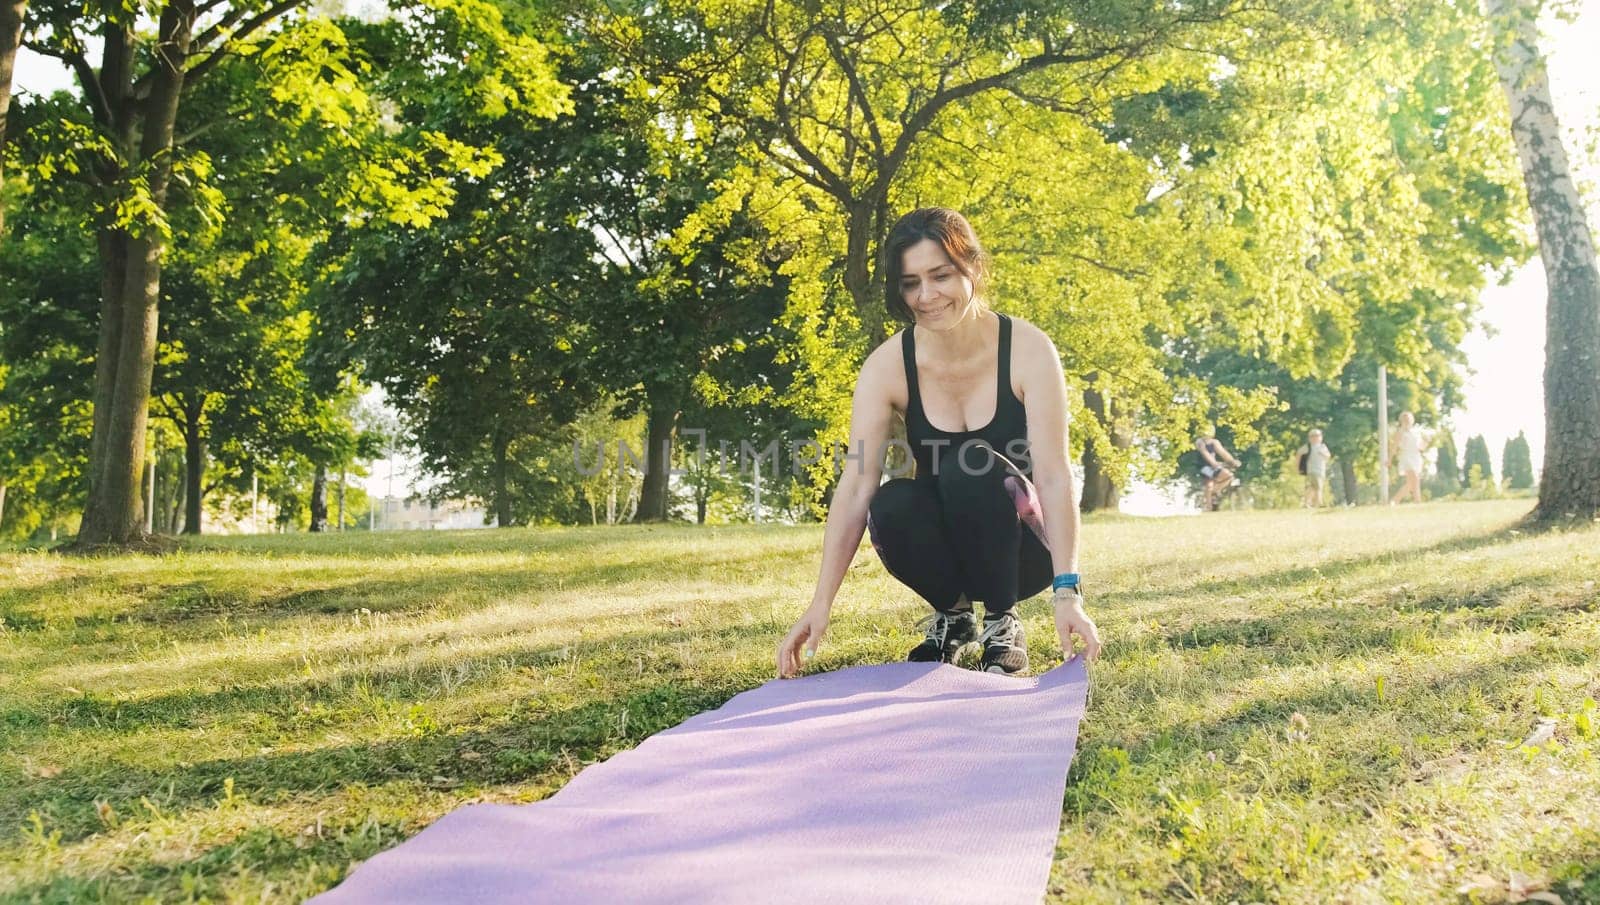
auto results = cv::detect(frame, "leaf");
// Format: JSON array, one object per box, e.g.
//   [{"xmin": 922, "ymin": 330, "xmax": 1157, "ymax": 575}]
[
  {"xmin": 1457, "ymin": 872, "xmax": 1501, "ymax": 896},
  {"xmin": 1520, "ymin": 717, "xmax": 1557, "ymax": 749}
]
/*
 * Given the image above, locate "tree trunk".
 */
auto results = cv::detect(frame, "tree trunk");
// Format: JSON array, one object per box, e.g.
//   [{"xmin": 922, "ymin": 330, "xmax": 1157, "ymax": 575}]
[
  {"xmin": 492, "ymin": 431, "xmax": 512, "ymax": 528},
  {"xmin": 0, "ymin": 480, "xmax": 7, "ymax": 532},
  {"xmin": 183, "ymin": 416, "xmax": 204, "ymax": 535},
  {"xmin": 636, "ymin": 390, "xmax": 679, "ymax": 522},
  {"xmin": 77, "ymin": 23, "xmax": 134, "ymax": 533},
  {"xmin": 1340, "ymin": 457, "xmax": 1358, "ymax": 506},
  {"xmin": 77, "ymin": 1, "xmax": 196, "ymax": 545},
  {"xmin": 0, "ymin": 0, "xmax": 25, "ymax": 238},
  {"xmin": 167, "ymin": 465, "xmax": 184, "ymax": 534},
  {"xmin": 309, "ymin": 465, "xmax": 328, "ymax": 532},
  {"xmin": 337, "ymin": 468, "xmax": 346, "ymax": 531},
  {"xmin": 844, "ymin": 194, "xmax": 895, "ymax": 342},
  {"xmin": 1078, "ymin": 383, "xmax": 1120, "ymax": 512},
  {"xmin": 844, "ymin": 201, "xmax": 878, "ymax": 335},
  {"xmin": 83, "ymin": 230, "xmax": 128, "ymax": 532},
  {"xmin": 1486, "ymin": 0, "xmax": 1600, "ymax": 520}
]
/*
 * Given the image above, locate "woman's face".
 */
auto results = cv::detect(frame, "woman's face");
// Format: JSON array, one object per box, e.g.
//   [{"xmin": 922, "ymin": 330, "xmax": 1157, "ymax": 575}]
[
  {"xmin": 1399, "ymin": 411, "xmax": 1415, "ymax": 428},
  {"xmin": 899, "ymin": 239, "xmax": 976, "ymax": 329}
]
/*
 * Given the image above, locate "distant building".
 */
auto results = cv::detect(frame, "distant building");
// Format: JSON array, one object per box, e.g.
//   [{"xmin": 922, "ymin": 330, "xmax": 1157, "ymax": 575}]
[{"xmin": 377, "ymin": 497, "xmax": 494, "ymax": 531}]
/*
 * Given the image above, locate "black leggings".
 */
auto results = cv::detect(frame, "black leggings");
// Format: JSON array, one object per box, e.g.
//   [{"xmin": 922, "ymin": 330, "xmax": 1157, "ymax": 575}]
[{"xmin": 866, "ymin": 446, "xmax": 1052, "ymax": 615}]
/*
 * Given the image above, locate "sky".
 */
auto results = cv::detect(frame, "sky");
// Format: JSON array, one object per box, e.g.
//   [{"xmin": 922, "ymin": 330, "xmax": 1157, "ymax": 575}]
[{"xmin": 11, "ymin": 3, "xmax": 1598, "ymax": 505}]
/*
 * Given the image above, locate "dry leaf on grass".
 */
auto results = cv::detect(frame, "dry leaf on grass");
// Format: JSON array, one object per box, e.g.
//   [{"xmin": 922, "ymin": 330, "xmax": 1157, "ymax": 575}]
[
  {"xmin": 1456, "ymin": 870, "xmax": 1565, "ymax": 904},
  {"xmin": 1520, "ymin": 718, "xmax": 1558, "ymax": 749}
]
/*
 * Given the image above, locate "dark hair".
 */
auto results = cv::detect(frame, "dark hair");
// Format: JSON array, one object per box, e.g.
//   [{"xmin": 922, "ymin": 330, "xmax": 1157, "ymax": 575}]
[{"xmin": 881, "ymin": 208, "xmax": 991, "ymax": 325}]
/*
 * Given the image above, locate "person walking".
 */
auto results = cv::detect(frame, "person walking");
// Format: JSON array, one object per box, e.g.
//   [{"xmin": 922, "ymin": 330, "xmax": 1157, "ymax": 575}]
[
  {"xmin": 1388, "ymin": 411, "xmax": 1430, "ymax": 505},
  {"xmin": 1295, "ymin": 429, "xmax": 1333, "ymax": 508}
]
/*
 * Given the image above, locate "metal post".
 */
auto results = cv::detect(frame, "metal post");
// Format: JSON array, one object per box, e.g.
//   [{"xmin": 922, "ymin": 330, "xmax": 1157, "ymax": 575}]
[
  {"xmin": 251, "ymin": 471, "xmax": 259, "ymax": 534},
  {"xmin": 752, "ymin": 454, "xmax": 762, "ymax": 524},
  {"xmin": 384, "ymin": 448, "xmax": 395, "ymax": 532},
  {"xmin": 1378, "ymin": 364, "xmax": 1390, "ymax": 504}
]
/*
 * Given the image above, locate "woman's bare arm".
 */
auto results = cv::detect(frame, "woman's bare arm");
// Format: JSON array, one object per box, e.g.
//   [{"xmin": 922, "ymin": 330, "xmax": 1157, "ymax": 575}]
[
  {"xmin": 776, "ymin": 343, "xmax": 897, "ymax": 677},
  {"xmin": 1015, "ymin": 321, "xmax": 1101, "ymax": 661},
  {"xmin": 1016, "ymin": 324, "xmax": 1079, "ymax": 575}
]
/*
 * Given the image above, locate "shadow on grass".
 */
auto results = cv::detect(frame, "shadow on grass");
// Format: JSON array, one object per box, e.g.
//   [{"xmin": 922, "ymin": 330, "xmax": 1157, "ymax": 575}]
[
  {"xmin": 2, "ymin": 666, "xmax": 1002, "ymax": 904},
  {"xmin": 1063, "ymin": 620, "xmax": 1596, "ymax": 822},
  {"xmin": 0, "ymin": 544, "xmax": 804, "ymax": 632},
  {"xmin": 173, "ymin": 522, "xmax": 814, "ymax": 560},
  {"xmin": 1153, "ymin": 574, "xmax": 1577, "ymax": 653},
  {"xmin": 0, "ymin": 615, "xmax": 797, "ymax": 847},
  {"xmin": 1105, "ymin": 522, "xmax": 1527, "ymax": 607}
]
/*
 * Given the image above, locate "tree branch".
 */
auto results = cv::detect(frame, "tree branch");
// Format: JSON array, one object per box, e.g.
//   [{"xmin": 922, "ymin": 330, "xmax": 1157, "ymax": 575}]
[
  {"xmin": 770, "ymin": 22, "xmax": 850, "ymax": 200},
  {"xmin": 23, "ymin": 40, "xmax": 115, "ymax": 127},
  {"xmin": 880, "ymin": 42, "xmax": 1138, "ymax": 197},
  {"xmin": 126, "ymin": 0, "xmax": 304, "ymax": 98},
  {"xmin": 192, "ymin": 0, "xmax": 302, "ymax": 55},
  {"xmin": 819, "ymin": 25, "xmax": 883, "ymax": 159}
]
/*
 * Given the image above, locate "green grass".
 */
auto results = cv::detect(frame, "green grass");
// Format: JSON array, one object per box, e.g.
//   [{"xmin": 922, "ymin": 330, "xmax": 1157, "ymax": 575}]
[{"xmin": 1, "ymin": 499, "xmax": 1597, "ymax": 903}]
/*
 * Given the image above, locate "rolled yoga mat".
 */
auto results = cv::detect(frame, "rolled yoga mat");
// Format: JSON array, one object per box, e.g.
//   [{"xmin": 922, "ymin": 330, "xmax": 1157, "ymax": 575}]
[{"xmin": 310, "ymin": 657, "xmax": 1089, "ymax": 905}]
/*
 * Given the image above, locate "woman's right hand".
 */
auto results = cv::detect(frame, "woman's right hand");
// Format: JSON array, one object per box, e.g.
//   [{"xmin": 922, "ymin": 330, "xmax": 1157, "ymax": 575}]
[{"xmin": 776, "ymin": 605, "xmax": 830, "ymax": 679}]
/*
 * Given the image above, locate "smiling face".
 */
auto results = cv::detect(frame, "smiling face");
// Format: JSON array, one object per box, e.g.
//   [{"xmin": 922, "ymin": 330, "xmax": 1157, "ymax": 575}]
[
  {"xmin": 880, "ymin": 208, "xmax": 990, "ymax": 326},
  {"xmin": 898, "ymin": 239, "xmax": 977, "ymax": 329}
]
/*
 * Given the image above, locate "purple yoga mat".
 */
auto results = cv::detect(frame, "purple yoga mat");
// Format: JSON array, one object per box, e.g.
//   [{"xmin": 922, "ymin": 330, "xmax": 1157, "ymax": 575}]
[{"xmin": 310, "ymin": 658, "xmax": 1089, "ymax": 905}]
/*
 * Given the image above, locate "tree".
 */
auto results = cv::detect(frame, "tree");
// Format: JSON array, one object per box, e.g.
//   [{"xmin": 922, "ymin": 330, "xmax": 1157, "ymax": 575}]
[
  {"xmin": 1485, "ymin": 0, "xmax": 1600, "ymax": 519},
  {"xmin": 1151, "ymin": 0, "xmax": 1523, "ymax": 504},
  {"xmin": 1502, "ymin": 430, "xmax": 1535, "ymax": 489},
  {"xmin": 19, "ymin": 0, "xmax": 320, "ymax": 545},
  {"xmin": 1431, "ymin": 430, "xmax": 1461, "ymax": 496},
  {"xmin": 312, "ymin": 17, "xmax": 591, "ymax": 527},
  {"xmin": 0, "ymin": 0, "xmax": 23, "ymax": 237},
  {"xmin": 0, "ymin": 139, "xmax": 97, "ymax": 538},
  {"xmin": 610, "ymin": 0, "xmax": 1313, "ymax": 343},
  {"xmin": 18, "ymin": 0, "xmax": 565, "ymax": 545},
  {"xmin": 1463, "ymin": 434, "xmax": 1494, "ymax": 487}
]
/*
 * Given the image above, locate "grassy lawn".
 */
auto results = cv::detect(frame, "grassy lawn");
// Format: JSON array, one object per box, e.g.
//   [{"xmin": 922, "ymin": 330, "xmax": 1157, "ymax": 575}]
[{"xmin": 2, "ymin": 498, "xmax": 1597, "ymax": 903}]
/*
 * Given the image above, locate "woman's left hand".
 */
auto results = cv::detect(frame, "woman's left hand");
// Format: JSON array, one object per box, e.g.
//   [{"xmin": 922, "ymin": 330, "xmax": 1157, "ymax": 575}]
[{"xmin": 1053, "ymin": 589, "xmax": 1102, "ymax": 663}]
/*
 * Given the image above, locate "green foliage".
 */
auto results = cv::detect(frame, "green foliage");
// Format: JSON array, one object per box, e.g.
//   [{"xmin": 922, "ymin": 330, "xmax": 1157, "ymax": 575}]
[
  {"xmin": 1502, "ymin": 430, "xmax": 1535, "ymax": 490},
  {"xmin": 0, "ymin": 162, "xmax": 95, "ymax": 540},
  {"xmin": 1426, "ymin": 430, "xmax": 1462, "ymax": 498},
  {"xmin": 0, "ymin": 0, "xmax": 1542, "ymax": 528},
  {"xmin": 1463, "ymin": 434, "xmax": 1495, "ymax": 487}
]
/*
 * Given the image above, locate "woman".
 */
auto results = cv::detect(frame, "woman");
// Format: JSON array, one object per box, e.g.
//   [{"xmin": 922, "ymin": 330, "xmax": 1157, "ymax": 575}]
[
  {"xmin": 1388, "ymin": 410, "xmax": 1430, "ymax": 504},
  {"xmin": 775, "ymin": 208, "xmax": 1101, "ymax": 679}
]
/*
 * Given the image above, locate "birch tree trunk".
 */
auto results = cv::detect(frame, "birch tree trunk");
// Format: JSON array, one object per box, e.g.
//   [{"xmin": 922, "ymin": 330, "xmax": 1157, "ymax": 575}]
[{"xmin": 1486, "ymin": 0, "xmax": 1600, "ymax": 520}]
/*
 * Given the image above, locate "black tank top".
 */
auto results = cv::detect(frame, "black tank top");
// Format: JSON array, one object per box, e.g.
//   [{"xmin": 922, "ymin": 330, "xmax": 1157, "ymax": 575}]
[{"xmin": 902, "ymin": 313, "xmax": 1030, "ymax": 479}]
